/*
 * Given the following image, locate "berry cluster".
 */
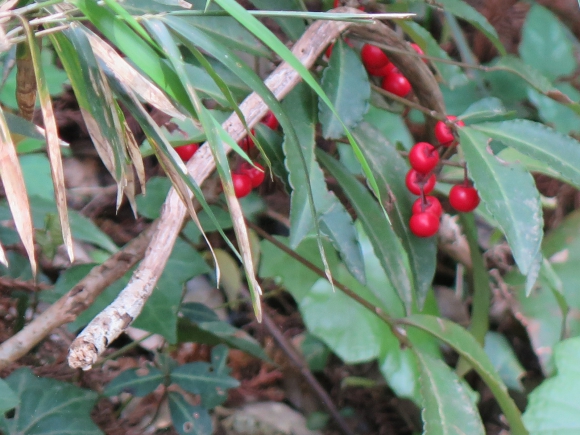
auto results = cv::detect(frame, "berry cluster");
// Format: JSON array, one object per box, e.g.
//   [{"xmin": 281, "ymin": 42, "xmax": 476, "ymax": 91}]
[
  {"xmin": 231, "ymin": 110, "xmax": 278, "ymax": 198},
  {"xmin": 360, "ymin": 42, "xmax": 424, "ymax": 98},
  {"xmin": 406, "ymin": 116, "xmax": 480, "ymax": 238}
]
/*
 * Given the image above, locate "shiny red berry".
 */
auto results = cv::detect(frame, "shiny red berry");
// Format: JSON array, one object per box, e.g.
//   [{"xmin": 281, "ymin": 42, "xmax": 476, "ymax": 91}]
[
  {"xmin": 333, "ymin": 0, "xmax": 339, "ymax": 6},
  {"xmin": 382, "ymin": 71, "xmax": 412, "ymax": 97},
  {"xmin": 412, "ymin": 196, "xmax": 443, "ymax": 217},
  {"xmin": 409, "ymin": 212, "xmax": 440, "ymax": 238},
  {"xmin": 434, "ymin": 115, "xmax": 465, "ymax": 146},
  {"xmin": 240, "ymin": 162, "xmax": 266, "ymax": 188},
  {"xmin": 261, "ymin": 111, "xmax": 279, "ymax": 130},
  {"xmin": 409, "ymin": 142, "xmax": 439, "ymax": 174},
  {"xmin": 361, "ymin": 44, "xmax": 390, "ymax": 70},
  {"xmin": 405, "ymin": 169, "xmax": 436, "ymax": 195},
  {"xmin": 367, "ymin": 62, "xmax": 397, "ymax": 77},
  {"xmin": 410, "ymin": 43, "xmax": 428, "ymax": 64},
  {"xmin": 449, "ymin": 185, "xmax": 480, "ymax": 212},
  {"xmin": 238, "ymin": 129, "xmax": 255, "ymax": 152},
  {"xmin": 175, "ymin": 143, "xmax": 199, "ymax": 161},
  {"xmin": 232, "ymin": 173, "xmax": 252, "ymax": 198}
]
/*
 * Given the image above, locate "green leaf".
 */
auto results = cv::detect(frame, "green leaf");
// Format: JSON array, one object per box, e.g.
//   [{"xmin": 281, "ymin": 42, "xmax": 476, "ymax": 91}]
[
  {"xmin": 0, "ymin": 368, "xmax": 102, "ymax": 435},
  {"xmin": 520, "ymin": 5, "xmax": 575, "ymax": 81},
  {"xmin": 527, "ymin": 86, "xmax": 580, "ymax": 135},
  {"xmin": 416, "ymin": 351, "xmax": 485, "ymax": 435},
  {"xmin": 104, "ymin": 366, "xmax": 164, "ymax": 397},
  {"xmin": 523, "ymin": 337, "xmax": 580, "ymax": 434},
  {"xmin": 0, "ymin": 378, "xmax": 18, "ymax": 414},
  {"xmin": 283, "ymin": 84, "xmax": 365, "ymax": 283},
  {"xmin": 247, "ymin": 0, "xmax": 306, "ymax": 40},
  {"xmin": 436, "ymin": 0, "xmax": 506, "ymax": 56},
  {"xmin": 400, "ymin": 21, "xmax": 468, "ymax": 89},
  {"xmin": 168, "ymin": 392, "xmax": 213, "ymax": 435},
  {"xmin": 4, "ymin": 112, "xmax": 45, "ymax": 141},
  {"xmin": 170, "ymin": 345, "xmax": 240, "ymax": 408},
  {"xmin": 179, "ymin": 302, "xmax": 269, "ymax": 361},
  {"xmin": 402, "ymin": 315, "xmax": 528, "ymax": 435},
  {"xmin": 301, "ymin": 334, "xmax": 330, "ymax": 372},
  {"xmin": 459, "ymin": 127, "xmax": 543, "ymax": 275},
  {"xmin": 317, "ymin": 149, "xmax": 415, "ymax": 312},
  {"xmin": 352, "ymin": 121, "xmax": 436, "ymax": 307},
  {"xmin": 319, "ymin": 40, "xmax": 370, "ymax": 139},
  {"xmin": 460, "ymin": 97, "xmax": 510, "ymax": 123},
  {"xmin": 484, "ymin": 332, "xmax": 525, "ymax": 392},
  {"xmin": 473, "ymin": 120, "xmax": 580, "ymax": 190}
]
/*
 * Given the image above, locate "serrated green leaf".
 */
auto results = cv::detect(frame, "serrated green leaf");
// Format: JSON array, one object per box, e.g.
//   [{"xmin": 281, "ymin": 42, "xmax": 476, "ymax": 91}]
[
  {"xmin": 474, "ymin": 120, "xmax": 580, "ymax": 190},
  {"xmin": 527, "ymin": 86, "xmax": 580, "ymax": 135},
  {"xmin": 283, "ymin": 84, "xmax": 365, "ymax": 283},
  {"xmin": 520, "ymin": 5, "xmax": 575, "ymax": 81},
  {"xmin": 402, "ymin": 315, "xmax": 528, "ymax": 435},
  {"xmin": 491, "ymin": 56, "xmax": 555, "ymax": 96},
  {"xmin": 317, "ymin": 149, "xmax": 415, "ymax": 312},
  {"xmin": 437, "ymin": 0, "xmax": 506, "ymax": 56},
  {"xmin": 459, "ymin": 127, "xmax": 543, "ymax": 275},
  {"xmin": 352, "ymin": 121, "xmax": 436, "ymax": 307},
  {"xmin": 168, "ymin": 392, "xmax": 213, "ymax": 435},
  {"xmin": 0, "ymin": 368, "xmax": 102, "ymax": 435},
  {"xmin": 523, "ymin": 337, "xmax": 580, "ymax": 434},
  {"xmin": 104, "ymin": 366, "xmax": 164, "ymax": 397},
  {"xmin": 319, "ymin": 40, "xmax": 370, "ymax": 139},
  {"xmin": 484, "ymin": 332, "xmax": 525, "ymax": 392},
  {"xmin": 460, "ymin": 97, "xmax": 510, "ymax": 123},
  {"xmin": 400, "ymin": 21, "xmax": 468, "ymax": 89},
  {"xmin": 416, "ymin": 351, "xmax": 485, "ymax": 435}
]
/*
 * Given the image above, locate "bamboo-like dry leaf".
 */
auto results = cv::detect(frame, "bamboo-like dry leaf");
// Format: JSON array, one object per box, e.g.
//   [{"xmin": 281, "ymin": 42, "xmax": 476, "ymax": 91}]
[
  {"xmin": 20, "ymin": 19, "xmax": 74, "ymax": 262},
  {"xmin": 0, "ymin": 0, "xmax": 18, "ymax": 12},
  {"xmin": 0, "ymin": 240, "xmax": 7, "ymax": 267},
  {"xmin": 0, "ymin": 106, "xmax": 36, "ymax": 275},
  {"xmin": 124, "ymin": 161, "xmax": 137, "ymax": 216},
  {"xmin": 118, "ymin": 105, "xmax": 146, "ymax": 193},
  {"xmin": 84, "ymin": 29, "xmax": 184, "ymax": 120},
  {"xmin": 15, "ymin": 43, "xmax": 36, "ymax": 121}
]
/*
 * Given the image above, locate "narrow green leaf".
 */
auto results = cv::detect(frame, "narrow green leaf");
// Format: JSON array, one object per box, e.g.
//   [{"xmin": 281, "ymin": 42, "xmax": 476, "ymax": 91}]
[
  {"xmin": 436, "ymin": 0, "xmax": 506, "ymax": 55},
  {"xmin": 104, "ymin": 367, "xmax": 164, "ymax": 397},
  {"xmin": 402, "ymin": 315, "xmax": 528, "ymax": 435},
  {"xmin": 400, "ymin": 21, "xmax": 468, "ymax": 89},
  {"xmin": 319, "ymin": 40, "xmax": 370, "ymax": 139},
  {"xmin": 416, "ymin": 350, "xmax": 485, "ymax": 435},
  {"xmin": 473, "ymin": 120, "xmax": 580, "ymax": 191},
  {"xmin": 317, "ymin": 149, "xmax": 415, "ymax": 312},
  {"xmin": 247, "ymin": 0, "xmax": 305, "ymax": 40},
  {"xmin": 353, "ymin": 122, "xmax": 436, "ymax": 307},
  {"xmin": 459, "ymin": 127, "xmax": 543, "ymax": 275}
]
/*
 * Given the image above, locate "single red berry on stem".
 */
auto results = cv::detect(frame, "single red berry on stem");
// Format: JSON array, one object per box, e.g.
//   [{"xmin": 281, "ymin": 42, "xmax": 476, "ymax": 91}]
[
  {"xmin": 405, "ymin": 169, "xmax": 436, "ymax": 195},
  {"xmin": 261, "ymin": 110, "xmax": 279, "ymax": 130},
  {"xmin": 409, "ymin": 142, "xmax": 439, "ymax": 174},
  {"xmin": 361, "ymin": 44, "xmax": 390, "ymax": 70},
  {"xmin": 435, "ymin": 115, "xmax": 465, "ymax": 146},
  {"xmin": 240, "ymin": 162, "xmax": 266, "ymax": 188},
  {"xmin": 232, "ymin": 173, "xmax": 252, "ymax": 198},
  {"xmin": 175, "ymin": 143, "xmax": 199, "ymax": 161},
  {"xmin": 412, "ymin": 196, "xmax": 443, "ymax": 217},
  {"xmin": 449, "ymin": 185, "xmax": 480, "ymax": 212},
  {"xmin": 409, "ymin": 212, "xmax": 440, "ymax": 238},
  {"xmin": 382, "ymin": 71, "xmax": 412, "ymax": 97}
]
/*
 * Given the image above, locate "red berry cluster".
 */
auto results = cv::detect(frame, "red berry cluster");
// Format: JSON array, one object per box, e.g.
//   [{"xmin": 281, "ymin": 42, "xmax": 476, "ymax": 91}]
[
  {"xmin": 405, "ymin": 115, "xmax": 480, "ymax": 237},
  {"xmin": 231, "ymin": 110, "xmax": 278, "ymax": 198},
  {"xmin": 360, "ymin": 43, "xmax": 424, "ymax": 98}
]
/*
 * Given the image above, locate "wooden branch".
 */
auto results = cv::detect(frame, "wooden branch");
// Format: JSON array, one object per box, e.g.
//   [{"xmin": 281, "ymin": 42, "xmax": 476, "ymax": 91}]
[
  {"xmin": 68, "ymin": 8, "xmax": 446, "ymax": 370},
  {"xmin": 0, "ymin": 222, "xmax": 157, "ymax": 369}
]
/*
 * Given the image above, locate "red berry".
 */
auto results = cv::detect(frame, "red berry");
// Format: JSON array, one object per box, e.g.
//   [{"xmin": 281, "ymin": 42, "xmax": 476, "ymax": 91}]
[
  {"xmin": 367, "ymin": 62, "xmax": 397, "ymax": 77},
  {"xmin": 382, "ymin": 71, "xmax": 412, "ymax": 97},
  {"xmin": 412, "ymin": 196, "xmax": 443, "ymax": 217},
  {"xmin": 409, "ymin": 212, "xmax": 440, "ymax": 238},
  {"xmin": 240, "ymin": 162, "xmax": 266, "ymax": 188},
  {"xmin": 409, "ymin": 142, "xmax": 439, "ymax": 174},
  {"xmin": 361, "ymin": 44, "xmax": 390, "ymax": 70},
  {"xmin": 449, "ymin": 185, "xmax": 480, "ymax": 212},
  {"xmin": 175, "ymin": 143, "xmax": 199, "ymax": 161},
  {"xmin": 333, "ymin": 0, "xmax": 339, "ymax": 6},
  {"xmin": 434, "ymin": 115, "xmax": 465, "ymax": 146},
  {"xmin": 232, "ymin": 173, "xmax": 252, "ymax": 198},
  {"xmin": 405, "ymin": 169, "xmax": 436, "ymax": 195},
  {"xmin": 261, "ymin": 110, "xmax": 279, "ymax": 130},
  {"xmin": 238, "ymin": 129, "xmax": 255, "ymax": 152},
  {"xmin": 326, "ymin": 43, "xmax": 334, "ymax": 58},
  {"xmin": 410, "ymin": 43, "xmax": 428, "ymax": 64}
]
